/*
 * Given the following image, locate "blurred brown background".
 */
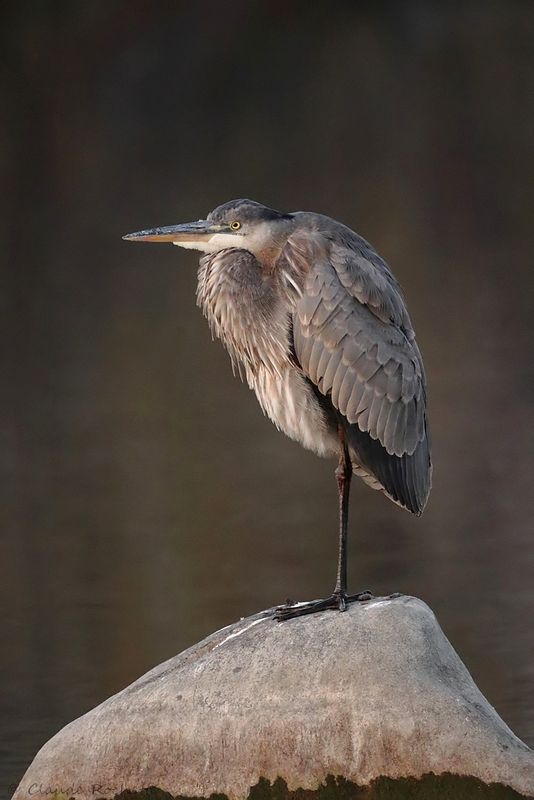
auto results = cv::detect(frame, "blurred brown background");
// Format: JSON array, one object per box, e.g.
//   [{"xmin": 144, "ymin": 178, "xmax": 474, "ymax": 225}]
[{"xmin": 1, "ymin": 1, "xmax": 534, "ymax": 794}]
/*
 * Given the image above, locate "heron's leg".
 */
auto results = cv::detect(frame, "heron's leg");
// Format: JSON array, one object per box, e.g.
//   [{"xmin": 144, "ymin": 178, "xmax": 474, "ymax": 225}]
[
  {"xmin": 333, "ymin": 439, "xmax": 352, "ymax": 608},
  {"xmin": 275, "ymin": 435, "xmax": 374, "ymax": 621}
]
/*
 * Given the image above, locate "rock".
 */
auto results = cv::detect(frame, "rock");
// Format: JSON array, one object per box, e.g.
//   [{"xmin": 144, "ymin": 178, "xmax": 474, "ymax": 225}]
[{"xmin": 12, "ymin": 595, "xmax": 534, "ymax": 799}]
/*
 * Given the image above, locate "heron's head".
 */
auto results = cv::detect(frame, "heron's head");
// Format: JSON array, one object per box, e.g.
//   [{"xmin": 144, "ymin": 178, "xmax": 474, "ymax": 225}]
[{"xmin": 123, "ymin": 199, "xmax": 293, "ymax": 259}]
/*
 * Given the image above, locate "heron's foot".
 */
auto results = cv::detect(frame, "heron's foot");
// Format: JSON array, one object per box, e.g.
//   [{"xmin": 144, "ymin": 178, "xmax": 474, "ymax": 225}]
[{"xmin": 274, "ymin": 589, "xmax": 374, "ymax": 621}]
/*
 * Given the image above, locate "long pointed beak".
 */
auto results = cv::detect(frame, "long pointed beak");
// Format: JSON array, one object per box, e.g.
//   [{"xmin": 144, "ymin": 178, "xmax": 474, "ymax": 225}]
[{"xmin": 122, "ymin": 219, "xmax": 224, "ymax": 244}]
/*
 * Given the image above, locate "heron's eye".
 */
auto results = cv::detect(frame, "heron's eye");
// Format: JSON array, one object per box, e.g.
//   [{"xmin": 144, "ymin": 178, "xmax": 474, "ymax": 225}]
[{"xmin": 230, "ymin": 221, "xmax": 241, "ymax": 230}]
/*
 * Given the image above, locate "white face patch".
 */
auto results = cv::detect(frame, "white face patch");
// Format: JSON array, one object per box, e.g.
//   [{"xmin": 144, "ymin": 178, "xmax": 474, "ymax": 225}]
[{"xmin": 172, "ymin": 232, "xmax": 245, "ymax": 253}]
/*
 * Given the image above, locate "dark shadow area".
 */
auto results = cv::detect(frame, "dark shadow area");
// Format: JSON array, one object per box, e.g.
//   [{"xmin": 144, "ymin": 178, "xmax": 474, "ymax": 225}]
[{"xmin": 109, "ymin": 773, "xmax": 532, "ymax": 800}]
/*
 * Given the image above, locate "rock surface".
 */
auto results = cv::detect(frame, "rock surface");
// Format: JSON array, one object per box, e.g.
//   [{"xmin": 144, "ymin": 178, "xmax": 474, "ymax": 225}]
[{"xmin": 13, "ymin": 595, "xmax": 534, "ymax": 799}]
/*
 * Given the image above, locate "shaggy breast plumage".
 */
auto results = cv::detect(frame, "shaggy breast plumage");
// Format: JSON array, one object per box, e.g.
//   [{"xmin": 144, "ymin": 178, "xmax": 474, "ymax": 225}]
[
  {"xmin": 196, "ymin": 246, "xmax": 337, "ymax": 457},
  {"xmin": 196, "ymin": 248, "xmax": 292, "ymax": 384}
]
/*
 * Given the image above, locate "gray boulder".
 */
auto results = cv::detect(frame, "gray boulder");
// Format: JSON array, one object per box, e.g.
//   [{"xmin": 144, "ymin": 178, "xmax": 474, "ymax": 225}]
[{"xmin": 13, "ymin": 595, "xmax": 534, "ymax": 799}]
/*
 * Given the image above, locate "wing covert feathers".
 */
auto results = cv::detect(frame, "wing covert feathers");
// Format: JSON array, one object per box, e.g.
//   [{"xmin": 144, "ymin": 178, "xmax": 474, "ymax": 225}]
[{"xmin": 286, "ymin": 230, "xmax": 432, "ymax": 514}]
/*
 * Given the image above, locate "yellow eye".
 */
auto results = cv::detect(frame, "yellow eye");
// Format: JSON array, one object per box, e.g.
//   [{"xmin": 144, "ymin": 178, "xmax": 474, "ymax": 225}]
[{"xmin": 230, "ymin": 221, "xmax": 241, "ymax": 230}]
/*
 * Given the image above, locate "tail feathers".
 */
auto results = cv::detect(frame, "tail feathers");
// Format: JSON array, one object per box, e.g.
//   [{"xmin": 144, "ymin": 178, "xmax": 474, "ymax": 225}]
[{"xmin": 345, "ymin": 421, "xmax": 432, "ymax": 515}]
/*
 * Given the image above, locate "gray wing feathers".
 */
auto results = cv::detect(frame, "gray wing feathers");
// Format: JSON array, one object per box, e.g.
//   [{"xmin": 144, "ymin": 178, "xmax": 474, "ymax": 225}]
[
  {"xmin": 330, "ymin": 242, "xmax": 410, "ymax": 328},
  {"xmin": 294, "ymin": 257, "xmax": 425, "ymax": 459},
  {"xmin": 287, "ymin": 231, "xmax": 431, "ymax": 513}
]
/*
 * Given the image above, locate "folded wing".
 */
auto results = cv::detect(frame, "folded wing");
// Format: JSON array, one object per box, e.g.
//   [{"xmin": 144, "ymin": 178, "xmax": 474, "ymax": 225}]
[{"xmin": 285, "ymin": 230, "xmax": 432, "ymax": 513}]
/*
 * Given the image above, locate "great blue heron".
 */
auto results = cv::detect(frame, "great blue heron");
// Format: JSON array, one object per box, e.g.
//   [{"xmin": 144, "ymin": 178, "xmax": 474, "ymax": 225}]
[{"xmin": 123, "ymin": 199, "xmax": 431, "ymax": 620}]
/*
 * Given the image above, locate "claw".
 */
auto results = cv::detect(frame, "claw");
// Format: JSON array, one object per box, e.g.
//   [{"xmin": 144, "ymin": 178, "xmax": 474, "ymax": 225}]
[
  {"xmin": 335, "ymin": 592, "xmax": 347, "ymax": 612},
  {"xmin": 274, "ymin": 589, "xmax": 374, "ymax": 621}
]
